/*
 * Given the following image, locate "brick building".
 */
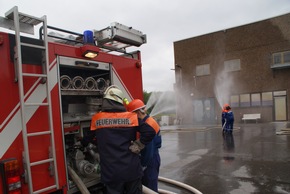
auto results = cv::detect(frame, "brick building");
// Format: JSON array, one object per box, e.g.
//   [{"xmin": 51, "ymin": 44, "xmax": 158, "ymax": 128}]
[{"xmin": 173, "ymin": 13, "xmax": 290, "ymax": 124}]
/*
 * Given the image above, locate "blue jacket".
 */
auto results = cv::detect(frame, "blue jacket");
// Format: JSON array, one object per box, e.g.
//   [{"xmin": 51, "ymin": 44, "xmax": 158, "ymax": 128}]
[
  {"xmin": 140, "ymin": 115, "xmax": 162, "ymax": 167},
  {"xmin": 222, "ymin": 111, "xmax": 234, "ymax": 130}
]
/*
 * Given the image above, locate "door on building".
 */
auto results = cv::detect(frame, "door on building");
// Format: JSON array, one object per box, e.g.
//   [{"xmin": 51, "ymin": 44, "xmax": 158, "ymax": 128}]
[
  {"xmin": 274, "ymin": 96, "xmax": 287, "ymax": 121},
  {"xmin": 193, "ymin": 98, "xmax": 216, "ymax": 124}
]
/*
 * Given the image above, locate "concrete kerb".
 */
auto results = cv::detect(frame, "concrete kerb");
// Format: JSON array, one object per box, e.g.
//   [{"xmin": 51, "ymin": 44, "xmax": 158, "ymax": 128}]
[
  {"xmin": 160, "ymin": 125, "xmax": 241, "ymax": 132},
  {"xmin": 161, "ymin": 122, "xmax": 290, "ymax": 134}
]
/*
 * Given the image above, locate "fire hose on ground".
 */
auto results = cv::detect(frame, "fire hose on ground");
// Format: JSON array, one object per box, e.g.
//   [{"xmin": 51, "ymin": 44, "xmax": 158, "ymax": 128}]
[
  {"xmin": 143, "ymin": 185, "xmax": 176, "ymax": 194},
  {"xmin": 142, "ymin": 176, "xmax": 203, "ymax": 194},
  {"xmin": 158, "ymin": 176, "xmax": 203, "ymax": 194},
  {"xmin": 68, "ymin": 165, "xmax": 202, "ymax": 194}
]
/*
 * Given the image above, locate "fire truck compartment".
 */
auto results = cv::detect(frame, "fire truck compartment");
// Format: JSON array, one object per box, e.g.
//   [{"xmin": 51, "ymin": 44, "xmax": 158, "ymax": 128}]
[{"xmin": 58, "ymin": 56, "xmax": 111, "ymax": 192}]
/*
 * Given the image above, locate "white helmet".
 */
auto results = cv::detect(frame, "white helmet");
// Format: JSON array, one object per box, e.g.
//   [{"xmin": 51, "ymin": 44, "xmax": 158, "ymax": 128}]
[{"xmin": 103, "ymin": 85, "xmax": 124, "ymax": 104}]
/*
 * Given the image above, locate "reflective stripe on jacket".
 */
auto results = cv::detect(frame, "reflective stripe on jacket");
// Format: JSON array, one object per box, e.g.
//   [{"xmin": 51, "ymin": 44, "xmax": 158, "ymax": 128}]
[
  {"xmin": 145, "ymin": 117, "xmax": 160, "ymax": 134},
  {"xmin": 90, "ymin": 112, "xmax": 138, "ymax": 130}
]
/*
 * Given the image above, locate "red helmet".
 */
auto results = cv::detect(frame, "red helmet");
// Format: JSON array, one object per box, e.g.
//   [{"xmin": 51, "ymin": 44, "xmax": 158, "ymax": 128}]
[
  {"xmin": 127, "ymin": 99, "xmax": 146, "ymax": 112},
  {"xmin": 223, "ymin": 103, "xmax": 230, "ymax": 109},
  {"xmin": 222, "ymin": 103, "xmax": 231, "ymax": 112}
]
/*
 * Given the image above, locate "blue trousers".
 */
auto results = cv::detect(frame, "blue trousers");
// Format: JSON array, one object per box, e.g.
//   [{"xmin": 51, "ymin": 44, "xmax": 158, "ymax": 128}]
[
  {"xmin": 105, "ymin": 178, "xmax": 142, "ymax": 194},
  {"xmin": 142, "ymin": 152, "xmax": 161, "ymax": 192}
]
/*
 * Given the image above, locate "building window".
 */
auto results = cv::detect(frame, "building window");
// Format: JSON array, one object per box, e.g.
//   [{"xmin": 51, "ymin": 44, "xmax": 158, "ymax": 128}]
[
  {"xmin": 272, "ymin": 51, "xmax": 290, "ymax": 65},
  {"xmin": 240, "ymin": 94, "xmax": 250, "ymax": 107},
  {"xmin": 262, "ymin": 92, "xmax": 273, "ymax": 106},
  {"xmin": 224, "ymin": 59, "xmax": 241, "ymax": 72},
  {"xmin": 196, "ymin": 64, "xmax": 210, "ymax": 76},
  {"xmin": 273, "ymin": 53, "xmax": 281, "ymax": 64},
  {"xmin": 285, "ymin": 52, "xmax": 290, "ymax": 63},
  {"xmin": 273, "ymin": 90, "xmax": 286, "ymax": 96},
  {"xmin": 230, "ymin": 95, "xmax": 239, "ymax": 107},
  {"xmin": 251, "ymin": 93, "xmax": 261, "ymax": 106}
]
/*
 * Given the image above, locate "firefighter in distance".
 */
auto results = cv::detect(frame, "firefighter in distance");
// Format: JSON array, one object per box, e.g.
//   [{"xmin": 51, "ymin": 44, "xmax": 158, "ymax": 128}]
[{"xmin": 222, "ymin": 104, "xmax": 234, "ymax": 134}]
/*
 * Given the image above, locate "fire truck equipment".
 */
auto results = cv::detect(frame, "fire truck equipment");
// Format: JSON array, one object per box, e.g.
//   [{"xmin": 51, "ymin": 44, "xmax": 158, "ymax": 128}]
[
  {"xmin": 83, "ymin": 30, "xmax": 94, "ymax": 45},
  {"xmin": 72, "ymin": 76, "xmax": 85, "ymax": 89},
  {"xmin": 84, "ymin": 77, "xmax": 96, "ymax": 90},
  {"xmin": 67, "ymin": 166, "xmax": 90, "ymax": 194},
  {"xmin": 60, "ymin": 75, "xmax": 72, "ymax": 89},
  {"xmin": 96, "ymin": 78, "xmax": 107, "ymax": 91},
  {"xmin": 94, "ymin": 22, "xmax": 147, "ymax": 51}
]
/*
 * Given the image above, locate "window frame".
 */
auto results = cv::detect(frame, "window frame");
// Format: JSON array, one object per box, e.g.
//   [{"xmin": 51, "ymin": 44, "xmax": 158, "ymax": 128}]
[{"xmin": 196, "ymin": 64, "xmax": 210, "ymax": 77}]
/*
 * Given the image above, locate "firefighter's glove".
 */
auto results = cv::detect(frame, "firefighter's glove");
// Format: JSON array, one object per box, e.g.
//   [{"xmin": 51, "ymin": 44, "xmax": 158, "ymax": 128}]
[{"xmin": 129, "ymin": 139, "xmax": 145, "ymax": 154}]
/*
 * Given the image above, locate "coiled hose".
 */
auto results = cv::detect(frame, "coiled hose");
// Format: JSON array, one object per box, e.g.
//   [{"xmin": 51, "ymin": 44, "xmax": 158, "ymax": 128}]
[
  {"xmin": 60, "ymin": 75, "xmax": 71, "ymax": 89},
  {"xmin": 84, "ymin": 77, "xmax": 96, "ymax": 90},
  {"xmin": 72, "ymin": 76, "xmax": 84, "ymax": 89}
]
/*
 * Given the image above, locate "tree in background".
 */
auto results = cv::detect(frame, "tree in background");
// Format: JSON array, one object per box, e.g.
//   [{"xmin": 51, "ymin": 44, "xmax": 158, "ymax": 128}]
[
  {"xmin": 143, "ymin": 90, "xmax": 151, "ymax": 105},
  {"xmin": 143, "ymin": 90, "xmax": 152, "ymax": 114}
]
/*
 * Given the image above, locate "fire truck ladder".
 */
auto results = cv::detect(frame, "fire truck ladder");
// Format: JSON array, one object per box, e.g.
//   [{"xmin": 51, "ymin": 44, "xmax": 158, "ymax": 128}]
[{"xmin": 5, "ymin": 6, "xmax": 59, "ymax": 193}]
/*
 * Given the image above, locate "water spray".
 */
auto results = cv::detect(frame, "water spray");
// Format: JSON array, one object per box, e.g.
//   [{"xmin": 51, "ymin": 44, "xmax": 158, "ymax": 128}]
[
  {"xmin": 146, "ymin": 91, "xmax": 176, "ymax": 117},
  {"xmin": 214, "ymin": 69, "xmax": 233, "ymax": 109}
]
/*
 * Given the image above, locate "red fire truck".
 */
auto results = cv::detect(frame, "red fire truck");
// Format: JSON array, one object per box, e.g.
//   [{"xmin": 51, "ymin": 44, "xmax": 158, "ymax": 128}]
[{"xmin": 0, "ymin": 6, "xmax": 146, "ymax": 194}]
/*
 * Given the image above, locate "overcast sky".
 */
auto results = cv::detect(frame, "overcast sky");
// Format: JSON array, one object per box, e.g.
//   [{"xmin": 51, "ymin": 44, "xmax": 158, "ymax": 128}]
[{"xmin": 1, "ymin": 0, "xmax": 290, "ymax": 92}]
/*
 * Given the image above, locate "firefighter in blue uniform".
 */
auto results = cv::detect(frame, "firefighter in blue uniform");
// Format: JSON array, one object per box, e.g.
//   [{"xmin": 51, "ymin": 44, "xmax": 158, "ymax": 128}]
[
  {"xmin": 222, "ymin": 104, "xmax": 234, "ymax": 134},
  {"xmin": 127, "ymin": 99, "xmax": 162, "ymax": 192},
  {"xmin": 90, "ymin": 86, "xmax": 156, "ymax": 194}
]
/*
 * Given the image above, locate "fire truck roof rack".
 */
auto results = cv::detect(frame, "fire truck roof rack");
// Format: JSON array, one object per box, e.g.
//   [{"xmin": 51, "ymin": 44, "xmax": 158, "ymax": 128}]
[
  {"xmin": 39, "ymin": 25, "xmax": 84, "ymax": 44},
  {"xmin": 94, "ymin": 22, "xmax": 147, "ymax": 52},
  {"xmin": 0, "ymin": 7, "xmax": 36, "ymax": 35},
  {"xmin": 5, "ymin": 7, "xmax": 43, "ymax": 26},
  {"xmin": 0, "ymin": 7, "xmax": 146, "ymax": 53},
  {"xmin": 39, "ymin": 23, "xmax": 146, "ymax": 53}
]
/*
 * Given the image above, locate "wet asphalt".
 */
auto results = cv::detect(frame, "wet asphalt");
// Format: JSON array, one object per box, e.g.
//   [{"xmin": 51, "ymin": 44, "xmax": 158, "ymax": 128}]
[{"xmin": 158, "ymin": 122, "xmax": 290, "ymax": 194}]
